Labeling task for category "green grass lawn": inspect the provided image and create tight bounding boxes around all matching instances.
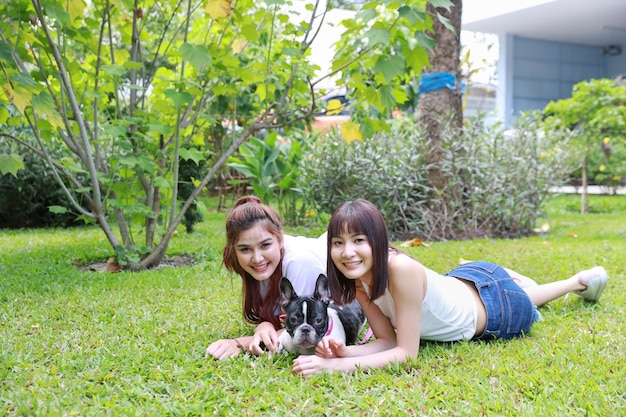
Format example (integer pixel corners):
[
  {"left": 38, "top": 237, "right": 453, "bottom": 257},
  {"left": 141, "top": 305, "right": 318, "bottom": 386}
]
[{"left": 1, "top": 194, "right": 624, "bottom": 416}]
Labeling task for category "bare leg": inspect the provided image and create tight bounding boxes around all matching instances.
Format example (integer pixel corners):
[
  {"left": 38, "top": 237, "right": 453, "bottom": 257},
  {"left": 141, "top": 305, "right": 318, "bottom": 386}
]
[
  {"left": 503, "top": 267, "right": 539, "bottom": 289},
  {"left": 523, "top": 276, "right": 584, "bottom": 306},
  {"left": 521, "top": 267, "right": 608, "bottom": 306}
]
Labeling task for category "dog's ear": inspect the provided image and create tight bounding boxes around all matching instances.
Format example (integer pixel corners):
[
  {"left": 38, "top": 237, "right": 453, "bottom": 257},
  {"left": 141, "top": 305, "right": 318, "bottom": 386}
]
[
  {"left": 279, "top": 277, "right": 297, "bottom": 308},
  {"left": 313, "top": 274, "right": 331, "bottom": 305}
]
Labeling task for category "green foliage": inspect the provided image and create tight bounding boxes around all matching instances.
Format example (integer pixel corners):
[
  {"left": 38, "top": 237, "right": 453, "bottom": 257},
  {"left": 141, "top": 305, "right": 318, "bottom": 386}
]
[
  {"left": 0, "top": 137, "right": 80, "bottom": 228},
  {"left": 300, "top": 121, "right": 430, "bottom": 238},
  {"left": 0, "top": 195, "right": 624, "bottom": 415},
  {"left": 543, "top": 78, "right": 626, "bottom": 189},
  {"left": 178, "top": 155, "right": 208, "bottom": 233},
  {"left": 0, "top": 0, "right": 441, "bottom": 269},
  {"left": 0, "top": 152, "right": 24, "bottom": 177},
  {"left": 300, "top": 112, "right": 577, "bottom": 240},
  {"left": 324, "top": 0, "right": 452, "bottom": 132},
  {"left": 587, "top": 137, "right": 626, "bottom": 190},
  {"left": 227, "top": 130, "right": 310, "bottom": 224},
  {"left": 227, "top": 133, "right": 284, "bottom": 204}
]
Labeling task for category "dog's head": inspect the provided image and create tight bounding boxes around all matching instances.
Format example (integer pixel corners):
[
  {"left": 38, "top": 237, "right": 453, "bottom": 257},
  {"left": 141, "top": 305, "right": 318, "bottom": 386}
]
[{"left": 279, "top": 274, "right": 332, "bottom": 349}]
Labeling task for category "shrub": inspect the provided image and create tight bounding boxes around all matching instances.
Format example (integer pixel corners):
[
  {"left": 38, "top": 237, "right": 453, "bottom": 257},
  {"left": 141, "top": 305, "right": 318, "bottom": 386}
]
[
  {"left": 227, "top": 130, "right": 310, "bottom": 226},
  {"left": 586, "top": 137, "right": 626, "bottom": 192},
  {"left": 178, "top": 155, "right": 207, "bottom": 233},
  {"left": 0, "top": 138, "right": 79, "bottom": 228},
  {"left": 300, "top": 121, "right": 431, "bottom": 239},
  {"left": 299, "top": 112, "right": 576, "bottom": 240}
]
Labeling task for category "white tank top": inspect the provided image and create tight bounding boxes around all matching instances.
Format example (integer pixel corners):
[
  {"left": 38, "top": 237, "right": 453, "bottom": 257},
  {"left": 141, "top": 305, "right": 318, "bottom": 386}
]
[{"left": 362, "top": 264, "right": 477, "bottom": 342}]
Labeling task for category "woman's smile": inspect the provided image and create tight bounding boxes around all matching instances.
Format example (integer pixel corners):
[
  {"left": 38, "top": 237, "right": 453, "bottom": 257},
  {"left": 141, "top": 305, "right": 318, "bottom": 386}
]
[
  {"left": 236, "top": 224, "right": 283, "bottom": 281},
  {"left": 330, "top": 232, "right": 373, "bottom": 279}
]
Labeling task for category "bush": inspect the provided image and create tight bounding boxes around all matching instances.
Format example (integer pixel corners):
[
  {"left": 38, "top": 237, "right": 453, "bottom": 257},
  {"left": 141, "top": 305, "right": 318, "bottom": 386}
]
[
  {"left": 0, "top": 139, "right": 79, "bottom": 228},
  {"left": 300, "top": 121, "right": 431, "bottom": 239},
  {"left": 299, "top": 112, "right": 576, "bottom": 240},
  {"left": 587, "top": 137, "right": 626, "bottom": 192},
  {"left": 178, "top": 155, "right": 207, "bottom": 233}
]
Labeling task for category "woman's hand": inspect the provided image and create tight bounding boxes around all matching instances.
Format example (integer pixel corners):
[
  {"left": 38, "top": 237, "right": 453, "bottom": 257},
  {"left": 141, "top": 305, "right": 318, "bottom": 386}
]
[
  {"left": 250, "top": 321, "right": 279, "bottom": 355},
  {"left": 315, "top": 336, "right": 348, "bottom": 358},
  {"left": 292, "top": 354, "right": 336, "bottom": 376},
  {"left": 205, "top": 339, "right": 243, "bottom": 360}
]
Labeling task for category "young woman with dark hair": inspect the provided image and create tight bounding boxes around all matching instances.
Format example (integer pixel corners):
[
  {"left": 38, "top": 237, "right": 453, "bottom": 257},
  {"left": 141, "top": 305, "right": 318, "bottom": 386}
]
[{"left": 292, "top": 199, "right": 608, "bottom": 375}]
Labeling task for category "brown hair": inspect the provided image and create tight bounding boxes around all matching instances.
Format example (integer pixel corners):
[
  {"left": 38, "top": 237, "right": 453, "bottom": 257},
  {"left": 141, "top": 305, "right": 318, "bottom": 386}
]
[
  {"left": 327, "top": 199, "right": 393, "bottom": 304},
  {"left": 223, "top": 195, "right": 285, "bottom": 328}
]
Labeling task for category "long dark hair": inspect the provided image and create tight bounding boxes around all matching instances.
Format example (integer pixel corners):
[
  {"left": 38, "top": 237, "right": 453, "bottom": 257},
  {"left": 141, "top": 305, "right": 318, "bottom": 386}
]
[
  {"left": 223, "top": 195, "right": 285, "bottom": 328},
  {"left": 327, "top": 199, "right": 392, "bottom": 304}
]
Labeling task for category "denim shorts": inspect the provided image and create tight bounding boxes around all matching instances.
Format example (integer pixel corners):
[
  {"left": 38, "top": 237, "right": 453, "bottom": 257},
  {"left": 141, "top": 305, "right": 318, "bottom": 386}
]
[{"left": 445, "top": 261, "right": 540, "bottom": 340}]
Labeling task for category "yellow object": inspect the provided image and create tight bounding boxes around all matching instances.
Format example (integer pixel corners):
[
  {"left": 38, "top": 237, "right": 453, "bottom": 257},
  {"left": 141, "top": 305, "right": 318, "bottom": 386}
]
[
  {"left": 400, "top": 237, "right": 430, "bottom": 247},
  {"left": 341, "top": 121, "right": 362, "bottom": 143}
]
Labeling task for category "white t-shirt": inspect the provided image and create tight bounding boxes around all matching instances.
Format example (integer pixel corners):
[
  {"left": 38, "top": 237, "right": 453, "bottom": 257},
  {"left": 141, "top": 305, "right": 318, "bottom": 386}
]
[{"left": 281, "top": 233, "right": 327, "bottom": 297}]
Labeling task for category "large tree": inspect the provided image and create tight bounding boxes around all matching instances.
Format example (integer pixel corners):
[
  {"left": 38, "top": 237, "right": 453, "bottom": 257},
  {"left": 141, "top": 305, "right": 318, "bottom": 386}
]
[{"left": 0, "top": 0, "right": 448, "bottom": 269}]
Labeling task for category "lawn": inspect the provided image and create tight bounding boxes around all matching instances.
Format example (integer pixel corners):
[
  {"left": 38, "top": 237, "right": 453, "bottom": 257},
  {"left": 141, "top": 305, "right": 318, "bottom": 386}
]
[{"left": 1, "top": 194, "right": 624, "bottom": 416}]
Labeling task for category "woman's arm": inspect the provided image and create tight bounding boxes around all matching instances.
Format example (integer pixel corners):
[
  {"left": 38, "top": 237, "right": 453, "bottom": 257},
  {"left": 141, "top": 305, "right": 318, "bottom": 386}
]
[
  {"left": 314, "top": 284, "right": 397, "bottom": 358},
  {"left": 206, "top": 320, "right": 285, "bottom": 359},
  {"left": 206, "top": 334, "right": 255, "bottom": 360},
  {"left": 293, "top": 255, "right": 426, "bottom": 374}
]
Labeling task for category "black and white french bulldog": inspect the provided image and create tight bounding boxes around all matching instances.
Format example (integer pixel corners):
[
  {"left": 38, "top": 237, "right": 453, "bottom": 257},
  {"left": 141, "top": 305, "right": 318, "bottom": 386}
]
[{"left": 277, "top": 274, "right": 366, "bottom": 355}]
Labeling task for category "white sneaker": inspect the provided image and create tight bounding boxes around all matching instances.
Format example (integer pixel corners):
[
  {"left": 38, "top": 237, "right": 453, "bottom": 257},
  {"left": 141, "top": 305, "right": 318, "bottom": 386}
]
[{"left": 574, "top": 266, "right": 608, "bottom": 302}]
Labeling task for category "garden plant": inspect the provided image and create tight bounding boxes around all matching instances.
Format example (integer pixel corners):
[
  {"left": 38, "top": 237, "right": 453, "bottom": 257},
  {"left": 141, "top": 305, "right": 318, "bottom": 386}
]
[
  {"left": 0, "top": 194, "right": 624, "bottom": 415},
  {"left": 299, "top": 112, "right": 577, "bottom": 241}
]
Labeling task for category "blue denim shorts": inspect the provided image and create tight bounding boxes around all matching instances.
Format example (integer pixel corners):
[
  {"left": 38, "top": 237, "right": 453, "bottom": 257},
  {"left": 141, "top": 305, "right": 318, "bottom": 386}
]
[{"left": 445, "top": 261, "right": 540, "bottom": 340}]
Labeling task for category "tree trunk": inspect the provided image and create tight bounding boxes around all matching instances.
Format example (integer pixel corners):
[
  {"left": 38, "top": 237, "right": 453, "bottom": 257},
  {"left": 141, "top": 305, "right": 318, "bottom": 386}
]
[
  {"left": 581, "top": 155, "right": 589, "bottom": 214},
  {"left": 417, "top": 0, "right": 464, "bottom": 239}
]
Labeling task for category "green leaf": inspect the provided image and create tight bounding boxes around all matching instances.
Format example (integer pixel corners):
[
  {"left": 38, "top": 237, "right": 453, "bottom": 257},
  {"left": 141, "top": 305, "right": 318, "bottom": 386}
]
[
  {"left": 179, "top": 147, "right": 205, "bottom": 164},
  {"left": 164, "top": 89, "right": 194, "bottom": 107},
  {"left": 430, "top": 0, "right": 453, "bottom": 10},
  {"left": 102, "top": 123, "right": 128, "bottom": 138},
  {"left": 0, "top": 153, "right": 25, "bottom": 177},
  {"left": 153, "top": 176, "right": 172, "bottom": 189},
  {"left": 374, "top": 55, "right": 405, "bottom": 83},
  {"left": 364, "top": 27, "right": 390, "bottom": 47},
  {"left": 398, "top": 6, "right": 425, "bottom": 25},
  {"left": 436, "top": 13, "right": 456, "bottom": 34},
  {"left": 118, "top": 155, "right": 140, "bottom": 167},
  {"left": 180, "top": 43, "right": 212, "bottom": 70},
  {"left": 12, "top": 72, "right": 38, "bottom": 88},
  {"left": 44, "top": 3, "right": 71, "bottom": 25},
  {"left": 135, "top": 156, "right": 155, "bottom": 174},
  {"left": 101, "top": 64, "right": 127, "bottom": 77},
  {"left": 355, "top": 8, "right": 376, "bottom": 22},
  {"left": 0, "top": 42, "right": 13, "bottom": 62},
  {"left": 48, "top": 205, "right": 69, "bottom": 214},
  {"left": 147, "top": 121, "right": 171, "bottom": 135},
  {"left": 227, "top": 162, "right": 256, "bottom": 178},
  {"left": 31, "top": 92, "right": 64, "bottom": 129},
  {"left": 123, "top": 61, "right": 144, "bottom": 70},
  {"left": 414, "top": 31, "right": 436, "bottom": 51},
  {"left": 404, "top": 42, "right": 430, "bottom": 71},
  {"left": 64, "top": 0, "right": 86, "bottom": 23}
]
